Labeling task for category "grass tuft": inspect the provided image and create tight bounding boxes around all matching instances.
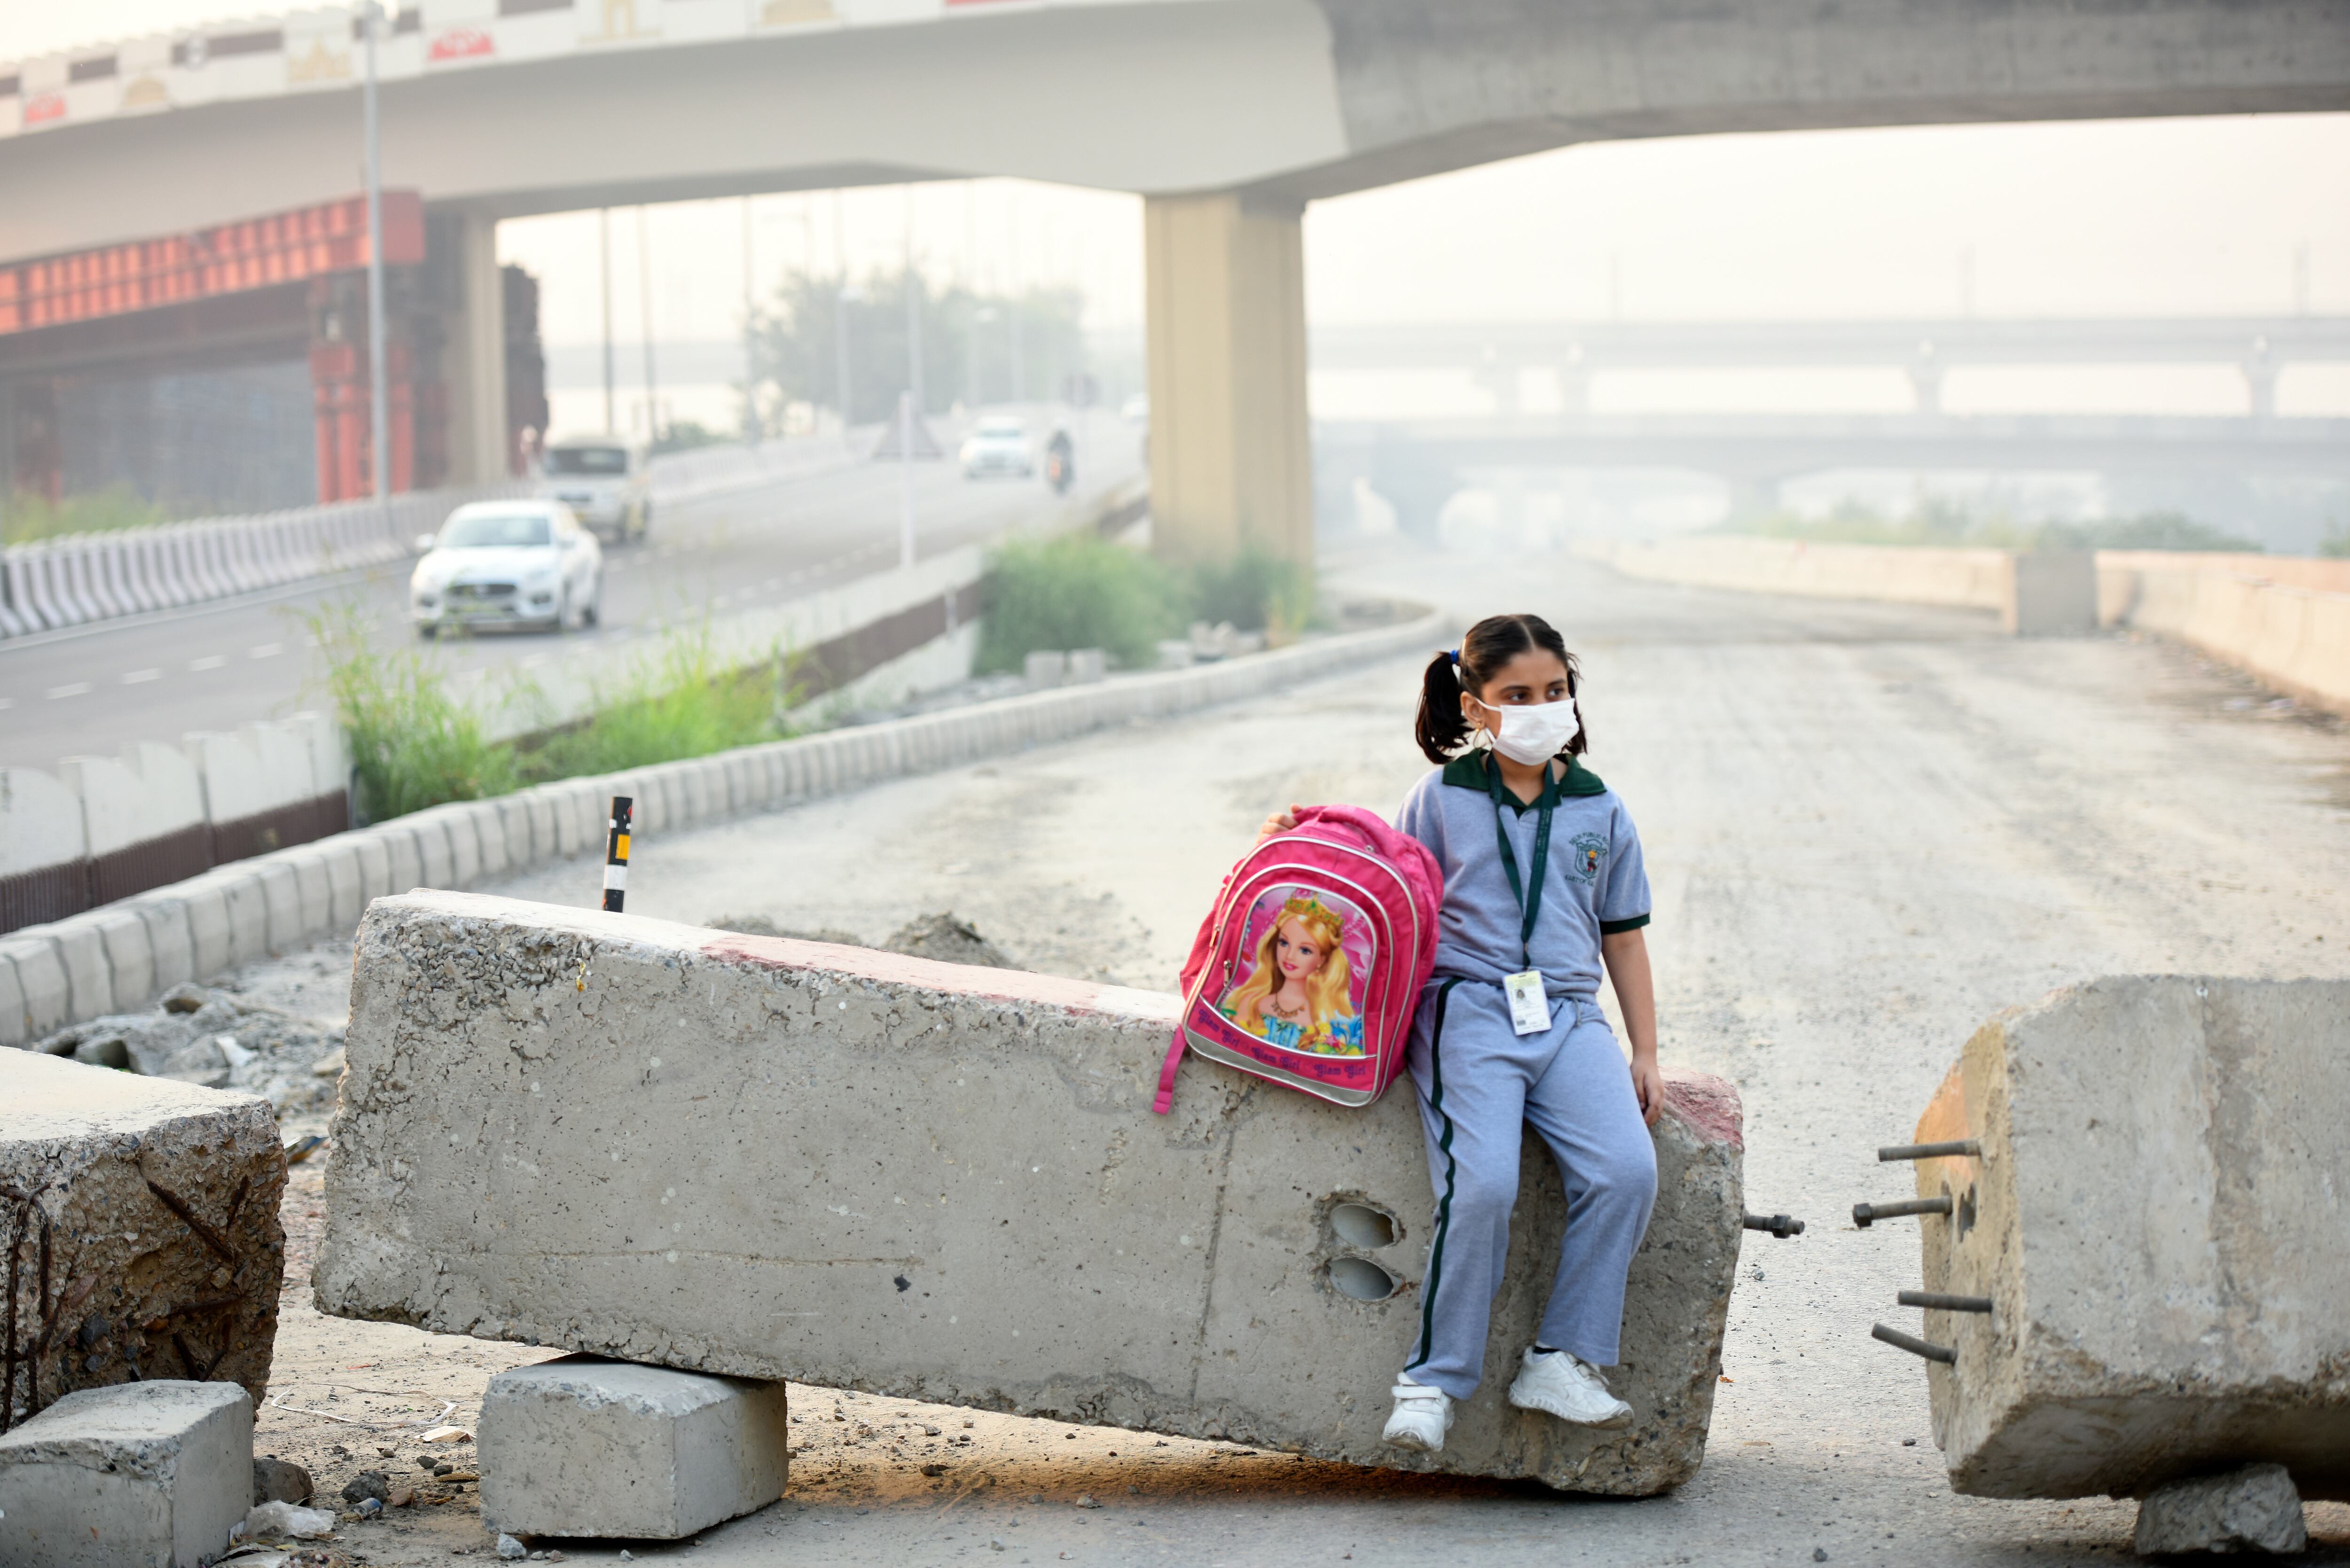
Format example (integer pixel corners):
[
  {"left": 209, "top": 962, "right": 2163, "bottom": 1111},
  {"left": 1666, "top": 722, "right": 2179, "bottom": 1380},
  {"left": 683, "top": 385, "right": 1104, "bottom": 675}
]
[
  {"left": 976, "top": 535, "right": 1322, "bottom": 674},
  {"left": 305, "top": 601, "right": 517, "bottom": 821},
  {"left": 2, "top": 484, "right": 165, "bottom": 546}
]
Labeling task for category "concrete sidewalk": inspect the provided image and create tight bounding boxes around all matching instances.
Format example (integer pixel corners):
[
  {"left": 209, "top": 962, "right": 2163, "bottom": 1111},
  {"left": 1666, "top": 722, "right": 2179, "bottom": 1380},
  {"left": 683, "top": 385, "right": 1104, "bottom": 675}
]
[{"left": 245, "top": 538, "right": 2350, "bottom": 1566}]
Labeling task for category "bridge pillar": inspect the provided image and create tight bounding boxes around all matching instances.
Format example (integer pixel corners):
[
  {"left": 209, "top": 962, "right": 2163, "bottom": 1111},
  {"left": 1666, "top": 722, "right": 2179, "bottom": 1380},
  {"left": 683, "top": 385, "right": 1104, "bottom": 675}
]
[
  {"left": 444, "top": 211, "right": 512, "bottom": 484},
  {"left": 1143, "top": 192, "right": 1311, "bottom": 567}
]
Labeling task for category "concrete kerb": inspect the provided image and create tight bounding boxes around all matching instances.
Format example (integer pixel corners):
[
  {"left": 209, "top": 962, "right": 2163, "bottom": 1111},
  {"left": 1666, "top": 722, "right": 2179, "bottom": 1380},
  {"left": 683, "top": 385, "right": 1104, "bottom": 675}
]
[
  {"left": 89, "top": 908, "right": 156, "bottom": 1015},
  {"left": 5, "top": 612, "right": 1446, "bottom": 1038},
  {"left": 128, "top": 893, "right": 197, "bottom": 996},
  {"left": 0, "top": 950, "right": 25, "bottom": 1049}
]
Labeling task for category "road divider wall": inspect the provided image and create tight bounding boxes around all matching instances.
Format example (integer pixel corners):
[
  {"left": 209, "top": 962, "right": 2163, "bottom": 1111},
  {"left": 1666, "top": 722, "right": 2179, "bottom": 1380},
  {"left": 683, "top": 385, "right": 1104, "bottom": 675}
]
[
  {"left": 320, "top": 889, "right": 1742, "bottom": 1495},
  {"left": 2, "top": 714, "right": 350, "bottom": 936},
  {"left": 1582, "top": 536, "right": 2350, "bottom": 713},
  {"left": 0, "top": 603, "right": 1445, "bottom": 1045}
]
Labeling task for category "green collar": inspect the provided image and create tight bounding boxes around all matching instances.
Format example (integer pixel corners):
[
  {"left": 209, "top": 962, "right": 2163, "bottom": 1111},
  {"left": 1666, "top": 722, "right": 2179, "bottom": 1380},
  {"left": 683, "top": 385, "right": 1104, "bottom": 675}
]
[{"left": 1440, "top": 751, "right": 1606, "bottom": 812}]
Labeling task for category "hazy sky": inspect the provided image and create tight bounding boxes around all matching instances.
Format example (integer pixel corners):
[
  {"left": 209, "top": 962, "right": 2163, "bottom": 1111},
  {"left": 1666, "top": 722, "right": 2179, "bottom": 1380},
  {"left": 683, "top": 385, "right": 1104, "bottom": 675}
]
[{"left": 8, "top": 4, "right": 2348, "bottom": 424}]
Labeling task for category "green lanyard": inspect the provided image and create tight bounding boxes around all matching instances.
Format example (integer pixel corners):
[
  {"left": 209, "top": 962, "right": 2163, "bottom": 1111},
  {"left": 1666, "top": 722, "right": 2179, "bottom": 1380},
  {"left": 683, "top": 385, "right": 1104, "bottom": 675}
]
[{"left": 1483, "top": 755, "right": 1554, "bottom": 972}]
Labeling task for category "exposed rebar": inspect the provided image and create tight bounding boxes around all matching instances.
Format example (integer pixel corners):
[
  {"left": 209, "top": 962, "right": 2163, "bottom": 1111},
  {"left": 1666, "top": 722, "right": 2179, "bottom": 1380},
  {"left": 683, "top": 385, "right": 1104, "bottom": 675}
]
[
  {"left": 1878, "top": 1139, "right": 1982, "bottom": 1162},
  {"left": 1898, "top": 1289, "right": 1993, "bottom": 1313},
  {"left": 1853, "top": 1196, "right": 1952, "bottom": 1228},
  {"left": 1872, "top": 1323, "right": 1956, "bottom": 1364}
]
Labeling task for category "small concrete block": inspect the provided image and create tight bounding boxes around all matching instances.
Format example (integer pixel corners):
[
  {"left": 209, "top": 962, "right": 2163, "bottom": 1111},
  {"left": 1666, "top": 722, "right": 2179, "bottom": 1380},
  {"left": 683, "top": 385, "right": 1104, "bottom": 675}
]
[
  {"left": 1023, "top": 648, "right": 1067, "bottom": 689},
  {"left": 45, "top": 916, "right": 116, "bottom": 1020},
  {"left": 434, "top": 805, "right": 483, "bottom": 888},
  {"left": 278, "top": 847, "right": 333, "bottom": 939},
  {"left": 2, "top": 936, "right": 72, "bottom": 1040},
  {"left": 352, "top": 829, "right": 393, "bottom": 905},
  {"left": 373, "top": 821, "right": 424, "bottom": 895},
  {"left": 677, "top": 765, "right": 711, "bottom": 825},
  {"left": 128, "top": 896, "right": 197, "bottom": 996},
  {"left": 0, "top": 951, "right": 25, "bottom": 1049},
  {"left": 204, "top": 869, "right": 272, "bottom": 967},
  {"left": 411, "top": 817, "right": 455, "bottom": 889},
  {"left": 2133, "top": 1464, "right": 2307, "bottom": 1556},
  {"left": 2006, "top": 550, "right": 2098, "bottom": 636},
  {"left": 313, "top": 837, "right": 365, "bottom": 928},
  {"left": 170, "top": 881, "right": 232, "bottom": 982},
  {"left": 468, "top": 801, "right": 510, "bottom": 879},
  {"left": 0, "top": 1380, "right": 253, "bottom": 1568},
  {"left": 1068, "top": 647, "right": 1106, "bottom": 684},
  {"left": 90, "top": 907, "right": 156, "bottom": 1014},
  {"left": 495, "top": 796, "right": 539, "bottom": 868},
  {"left": 478, "top": 1355, "right": 787, "bottom": 1540},
  {"left": 254, "top": 859, "right": 305, "bottom": 952},
  {"left": 0, "top": 1053, "right": 284, "bottom": 1415}
]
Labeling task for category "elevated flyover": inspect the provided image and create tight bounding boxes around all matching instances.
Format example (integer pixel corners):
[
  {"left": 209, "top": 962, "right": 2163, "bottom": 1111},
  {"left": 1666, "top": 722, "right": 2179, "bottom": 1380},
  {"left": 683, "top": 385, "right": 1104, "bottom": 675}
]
[{"left": 4, "top": 0, "right": 2343, "bottom": 559}]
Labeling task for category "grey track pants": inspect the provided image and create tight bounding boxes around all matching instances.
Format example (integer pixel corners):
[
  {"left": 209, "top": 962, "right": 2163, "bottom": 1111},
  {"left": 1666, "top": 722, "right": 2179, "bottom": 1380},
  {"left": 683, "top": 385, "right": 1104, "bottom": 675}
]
[{"left": 1399, "top": 977, "right": 1658, "bottom": 1401}]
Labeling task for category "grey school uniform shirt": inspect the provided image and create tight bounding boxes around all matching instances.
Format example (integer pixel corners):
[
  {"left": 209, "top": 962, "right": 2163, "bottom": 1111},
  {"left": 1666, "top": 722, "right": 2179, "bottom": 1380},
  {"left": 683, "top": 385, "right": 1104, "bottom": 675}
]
[{"left": 1394, "top": 751, "right": 1651, "bottom": 1001}]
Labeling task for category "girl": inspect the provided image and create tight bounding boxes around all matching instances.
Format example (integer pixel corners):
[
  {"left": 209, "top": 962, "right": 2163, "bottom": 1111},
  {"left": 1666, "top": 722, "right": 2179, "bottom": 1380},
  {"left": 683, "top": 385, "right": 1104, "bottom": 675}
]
[
  {"left": 1259, "top": 613, "right": 1663, "bottom": 1452},
  {"left": 1220, "top": 895, "right": 1365, "bottom": 1056}
]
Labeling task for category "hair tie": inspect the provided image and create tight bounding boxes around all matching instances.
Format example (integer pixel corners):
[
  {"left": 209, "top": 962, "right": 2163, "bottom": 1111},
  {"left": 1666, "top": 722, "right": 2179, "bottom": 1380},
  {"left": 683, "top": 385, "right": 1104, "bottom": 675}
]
[{"left": 1448, "top": 647, "right": 1464, "bottom": 688}]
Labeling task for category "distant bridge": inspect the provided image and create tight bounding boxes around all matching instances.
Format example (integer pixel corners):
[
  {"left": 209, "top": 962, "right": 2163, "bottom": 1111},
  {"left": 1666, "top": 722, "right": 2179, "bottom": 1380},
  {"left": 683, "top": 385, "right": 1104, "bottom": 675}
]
[
  {"left": 1310, "top": 317, "right": 2350, "bottom": 417},
  {"left": 1315, "top": 410, "right": 2350, "bottom": 529}
]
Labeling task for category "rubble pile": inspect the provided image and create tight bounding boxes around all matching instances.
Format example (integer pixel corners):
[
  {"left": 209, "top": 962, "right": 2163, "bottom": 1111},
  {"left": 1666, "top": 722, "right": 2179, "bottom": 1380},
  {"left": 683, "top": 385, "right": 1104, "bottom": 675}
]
[{"left": 31, "top": 983, "right": 345, "bottom": 1117}]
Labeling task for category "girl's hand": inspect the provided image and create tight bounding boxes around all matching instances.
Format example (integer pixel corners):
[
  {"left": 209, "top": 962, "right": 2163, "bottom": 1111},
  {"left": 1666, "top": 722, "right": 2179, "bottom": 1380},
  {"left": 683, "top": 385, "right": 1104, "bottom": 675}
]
[
  {"left": 1255, "top": 804, "right": 1303, "bottom": 843},
  {"left": 1629, "top": 1052, "right": 1666, "bottom": 1126}
]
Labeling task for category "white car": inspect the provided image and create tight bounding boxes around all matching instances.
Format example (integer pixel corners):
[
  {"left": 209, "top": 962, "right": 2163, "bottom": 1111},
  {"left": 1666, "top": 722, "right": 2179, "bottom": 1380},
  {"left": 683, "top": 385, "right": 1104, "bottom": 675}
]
[
  {"left": 410, "top": 501, "right": 603, "bottom": 638},
  {"left": 539, "top": 435, "right": 650, "bottom": 542},
  {"left": 959, "top": 415, "right": 1033, "bottom": 479}
]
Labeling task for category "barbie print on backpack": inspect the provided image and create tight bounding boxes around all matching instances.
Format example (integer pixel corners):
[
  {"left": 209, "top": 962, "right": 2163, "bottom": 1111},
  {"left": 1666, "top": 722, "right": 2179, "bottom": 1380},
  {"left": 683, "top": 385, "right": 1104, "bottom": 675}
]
[{"left": 1256, "top": 612, "right": 1663, "bottom": 1454}]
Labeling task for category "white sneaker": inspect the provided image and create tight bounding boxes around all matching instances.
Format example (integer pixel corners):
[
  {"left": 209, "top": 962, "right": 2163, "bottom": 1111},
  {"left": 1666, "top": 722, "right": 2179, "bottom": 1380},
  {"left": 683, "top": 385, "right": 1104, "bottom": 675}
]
[
  {"left": 1507, "top": 1346, "right": 1633, "bottom": 1427},
  {"left": 1381, "top": 1372, "right": 1453, "bottom": 1453}
]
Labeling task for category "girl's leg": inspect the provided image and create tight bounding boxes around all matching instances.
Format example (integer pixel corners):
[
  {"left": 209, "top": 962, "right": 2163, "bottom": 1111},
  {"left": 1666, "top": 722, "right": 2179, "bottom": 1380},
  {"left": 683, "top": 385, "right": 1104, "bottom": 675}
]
[
  {"left": 1401, "top": 981, "right": 1535, "bottom": 1402},
  {"left": 1520, "top": 1005, "right": 1659, "bottom": 1367}
]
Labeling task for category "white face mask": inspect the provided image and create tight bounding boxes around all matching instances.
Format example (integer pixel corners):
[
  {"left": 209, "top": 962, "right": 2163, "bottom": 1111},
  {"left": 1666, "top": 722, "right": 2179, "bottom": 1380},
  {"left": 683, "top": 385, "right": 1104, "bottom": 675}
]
[{"left": 1470, "top": 694, "right": 1581, "bottom": 766}]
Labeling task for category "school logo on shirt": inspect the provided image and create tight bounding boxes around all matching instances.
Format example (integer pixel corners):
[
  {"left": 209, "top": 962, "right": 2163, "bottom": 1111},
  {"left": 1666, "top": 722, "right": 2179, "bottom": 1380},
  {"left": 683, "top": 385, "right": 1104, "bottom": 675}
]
[{"left": 1568, "top": 832, "right": 1607, "bottom": 885}]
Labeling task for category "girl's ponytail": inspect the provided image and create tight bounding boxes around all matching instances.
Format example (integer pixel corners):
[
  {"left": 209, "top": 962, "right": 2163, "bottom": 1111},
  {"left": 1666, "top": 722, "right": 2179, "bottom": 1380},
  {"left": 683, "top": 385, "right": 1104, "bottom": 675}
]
[{"left": 1414, "top": 649, "right": 1472, "bottom": 764}]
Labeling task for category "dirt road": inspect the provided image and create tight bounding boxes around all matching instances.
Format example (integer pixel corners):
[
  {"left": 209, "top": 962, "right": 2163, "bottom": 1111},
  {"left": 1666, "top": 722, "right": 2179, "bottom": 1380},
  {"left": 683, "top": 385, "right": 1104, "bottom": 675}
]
[{"left": 242, "top": 539, "right": 2350, "bottom": 1565}]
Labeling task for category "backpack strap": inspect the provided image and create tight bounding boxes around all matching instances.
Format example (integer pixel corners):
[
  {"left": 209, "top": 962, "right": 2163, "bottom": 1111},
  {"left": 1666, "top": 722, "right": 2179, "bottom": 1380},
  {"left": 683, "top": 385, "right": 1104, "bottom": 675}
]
[{"left": 1152, "top": 1024, "right": 1186, "bottom": 1116}]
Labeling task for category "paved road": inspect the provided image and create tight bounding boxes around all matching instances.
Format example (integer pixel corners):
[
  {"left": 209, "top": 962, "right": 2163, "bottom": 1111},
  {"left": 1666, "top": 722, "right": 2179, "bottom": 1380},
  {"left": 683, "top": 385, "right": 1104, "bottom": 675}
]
[
  {"left": 0, "top": 413, "right": 1139, "bottom": 770},
  {"left": 234, "top": 538, "right": 2350, "bottom": 1566}
]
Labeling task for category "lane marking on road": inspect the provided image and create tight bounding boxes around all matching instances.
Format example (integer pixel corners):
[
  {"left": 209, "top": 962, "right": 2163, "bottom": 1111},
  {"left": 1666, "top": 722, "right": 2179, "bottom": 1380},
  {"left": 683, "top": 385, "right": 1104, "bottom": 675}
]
[
  {"left": 250, "top": 642, "right": 284, "bottom": 659},
  {"left": 47, "top": 682, "right": 91, "bottom": 700},
  {"left": 190, "top": 655, "right": 228, "bottom": 671},
  {"left": 121, "top": 668, "right": 162, "bottom": 684}
]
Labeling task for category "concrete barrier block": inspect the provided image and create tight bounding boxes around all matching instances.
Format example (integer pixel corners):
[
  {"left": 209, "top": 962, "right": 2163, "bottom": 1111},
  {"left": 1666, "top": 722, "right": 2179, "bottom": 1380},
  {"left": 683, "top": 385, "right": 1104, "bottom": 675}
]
[
  {"left": 676, "top": 765, "right": 711, "bottom": 825},
  {"left": 318, "top": 892, "right": 1743, "bottom": 1497},
  {"left": 44, "top": 916, "right": 116, "bottom": 1020},
  {"left": 0, "top": 1380, "right": 254, "bottom": 1568},
  {"left": 0, "top": 1050, "right": 283, "bottom": 1411},
  {"left": 126, "top": 894, "right": 197, "bottom": 995},
  {"left": 468, "top": 801, "right": 511, "bottom": 879},
  {"left": 313, "top": 837, "right": 365, "bottom": 928},
  {"left": 88, "top": 907, "right": 157, "bottom": 1013},
  {"left": 169, "top": 881, "right": 235, "bottom": 981},
  {"left": 411, "top": 815, "right": 455, "bottom": 889},
  {"left": 0, "top": 937, "right": 70, "bottom": 1041},
  {"left": 352, "top": 830, "right": 393, "bottom": 906},
  {"left": 429, "top": 807, "right": 483, "bottom": 889},
  {"left": 255, "top": 859, "right": 304, "bottom": 952},
  {"left": 366, "top": 822, "right": 418, "bottom": 897},
  {"left": 494, "top": 796, "right": 540, "bottom": 868},
  {"left": 1903, "top": 976, "right": 2350, "bottom": 1501},
  {"left": 273, "top": 847, "right": 332, "bottom": 941},
  {"left": 0, "top": 949, "right": 28, "bottom": 1049},
  {"left": 478, "top": 1356, "right": 788, "bottom": 1540},
  {"left": 2005, "top": 550, "right": 2098, "bottom": 636},
  {"left": 197, "top": 869, "right": 271, "bottom": 968}
]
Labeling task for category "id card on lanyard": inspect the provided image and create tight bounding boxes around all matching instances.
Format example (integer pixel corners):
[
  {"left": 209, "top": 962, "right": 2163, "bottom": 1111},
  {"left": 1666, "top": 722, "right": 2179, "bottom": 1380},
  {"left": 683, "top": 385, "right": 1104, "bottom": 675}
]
[{"left": 1487, "top": 757, "right": 1555, "bottom": 1036}]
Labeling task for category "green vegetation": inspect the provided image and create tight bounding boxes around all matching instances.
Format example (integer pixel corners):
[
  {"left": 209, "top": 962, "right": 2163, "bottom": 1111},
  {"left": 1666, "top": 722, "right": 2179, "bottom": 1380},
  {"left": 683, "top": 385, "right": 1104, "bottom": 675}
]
[
  {"left": 747, "top": 267, "right": 1088, "bottom": 427},
  {"left": 1, "top": 484, "right": 165, "bottom": 545},
  {"left": 1737, "top": 497, "right": 2261, "bottom": 554},
  {"left": 2321, "top": 518, "right": 2350, "bottom": 560},
  {"left": 519, "top": 617, "right": 787, "bottom": 780},
  {"left": 306, "top": 601, "right": 797, "bottom": 822},
  {"left": 651, "top": 419, "right": 730, "bottom": 456},
  {"left": 974, "top": 534, "right": 1321, "bottom": 675},
  {"left": 306, "top": 601, "right": 517, "bottom": 821}
]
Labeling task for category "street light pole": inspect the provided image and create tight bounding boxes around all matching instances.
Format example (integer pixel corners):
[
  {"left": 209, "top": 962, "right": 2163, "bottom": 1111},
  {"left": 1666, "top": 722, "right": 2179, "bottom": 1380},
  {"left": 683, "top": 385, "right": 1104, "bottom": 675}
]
[
  {"left": 600, "top": 209, "right": 615, "bottom": 433},
  {"left": 361, "top": 2, "right": 389, "bottom": 506}
]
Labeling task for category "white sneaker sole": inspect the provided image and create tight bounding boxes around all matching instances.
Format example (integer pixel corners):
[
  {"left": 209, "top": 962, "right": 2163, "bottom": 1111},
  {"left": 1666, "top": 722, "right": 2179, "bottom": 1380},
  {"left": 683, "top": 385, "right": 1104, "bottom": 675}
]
[
  {"left": 1383, "top": 1425, "right": 1445, "bottom": 1454},
  {"left": 1507, "top": 1384, "right": 1633, "bottom": 1428}
]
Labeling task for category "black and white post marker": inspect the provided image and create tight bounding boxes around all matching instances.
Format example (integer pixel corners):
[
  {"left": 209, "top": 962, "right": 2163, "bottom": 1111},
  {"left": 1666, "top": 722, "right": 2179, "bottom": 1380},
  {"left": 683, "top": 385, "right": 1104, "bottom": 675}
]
[{"left": 603, "top": 796, "right": 633, "bottom": 913}]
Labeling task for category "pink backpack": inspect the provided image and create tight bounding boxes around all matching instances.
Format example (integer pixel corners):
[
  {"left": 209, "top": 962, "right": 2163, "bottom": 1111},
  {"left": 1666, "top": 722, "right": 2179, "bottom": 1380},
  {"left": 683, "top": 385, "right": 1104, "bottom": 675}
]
[{"left": 1153, "top": 804, "right": 1442, "bottom": 1114}]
